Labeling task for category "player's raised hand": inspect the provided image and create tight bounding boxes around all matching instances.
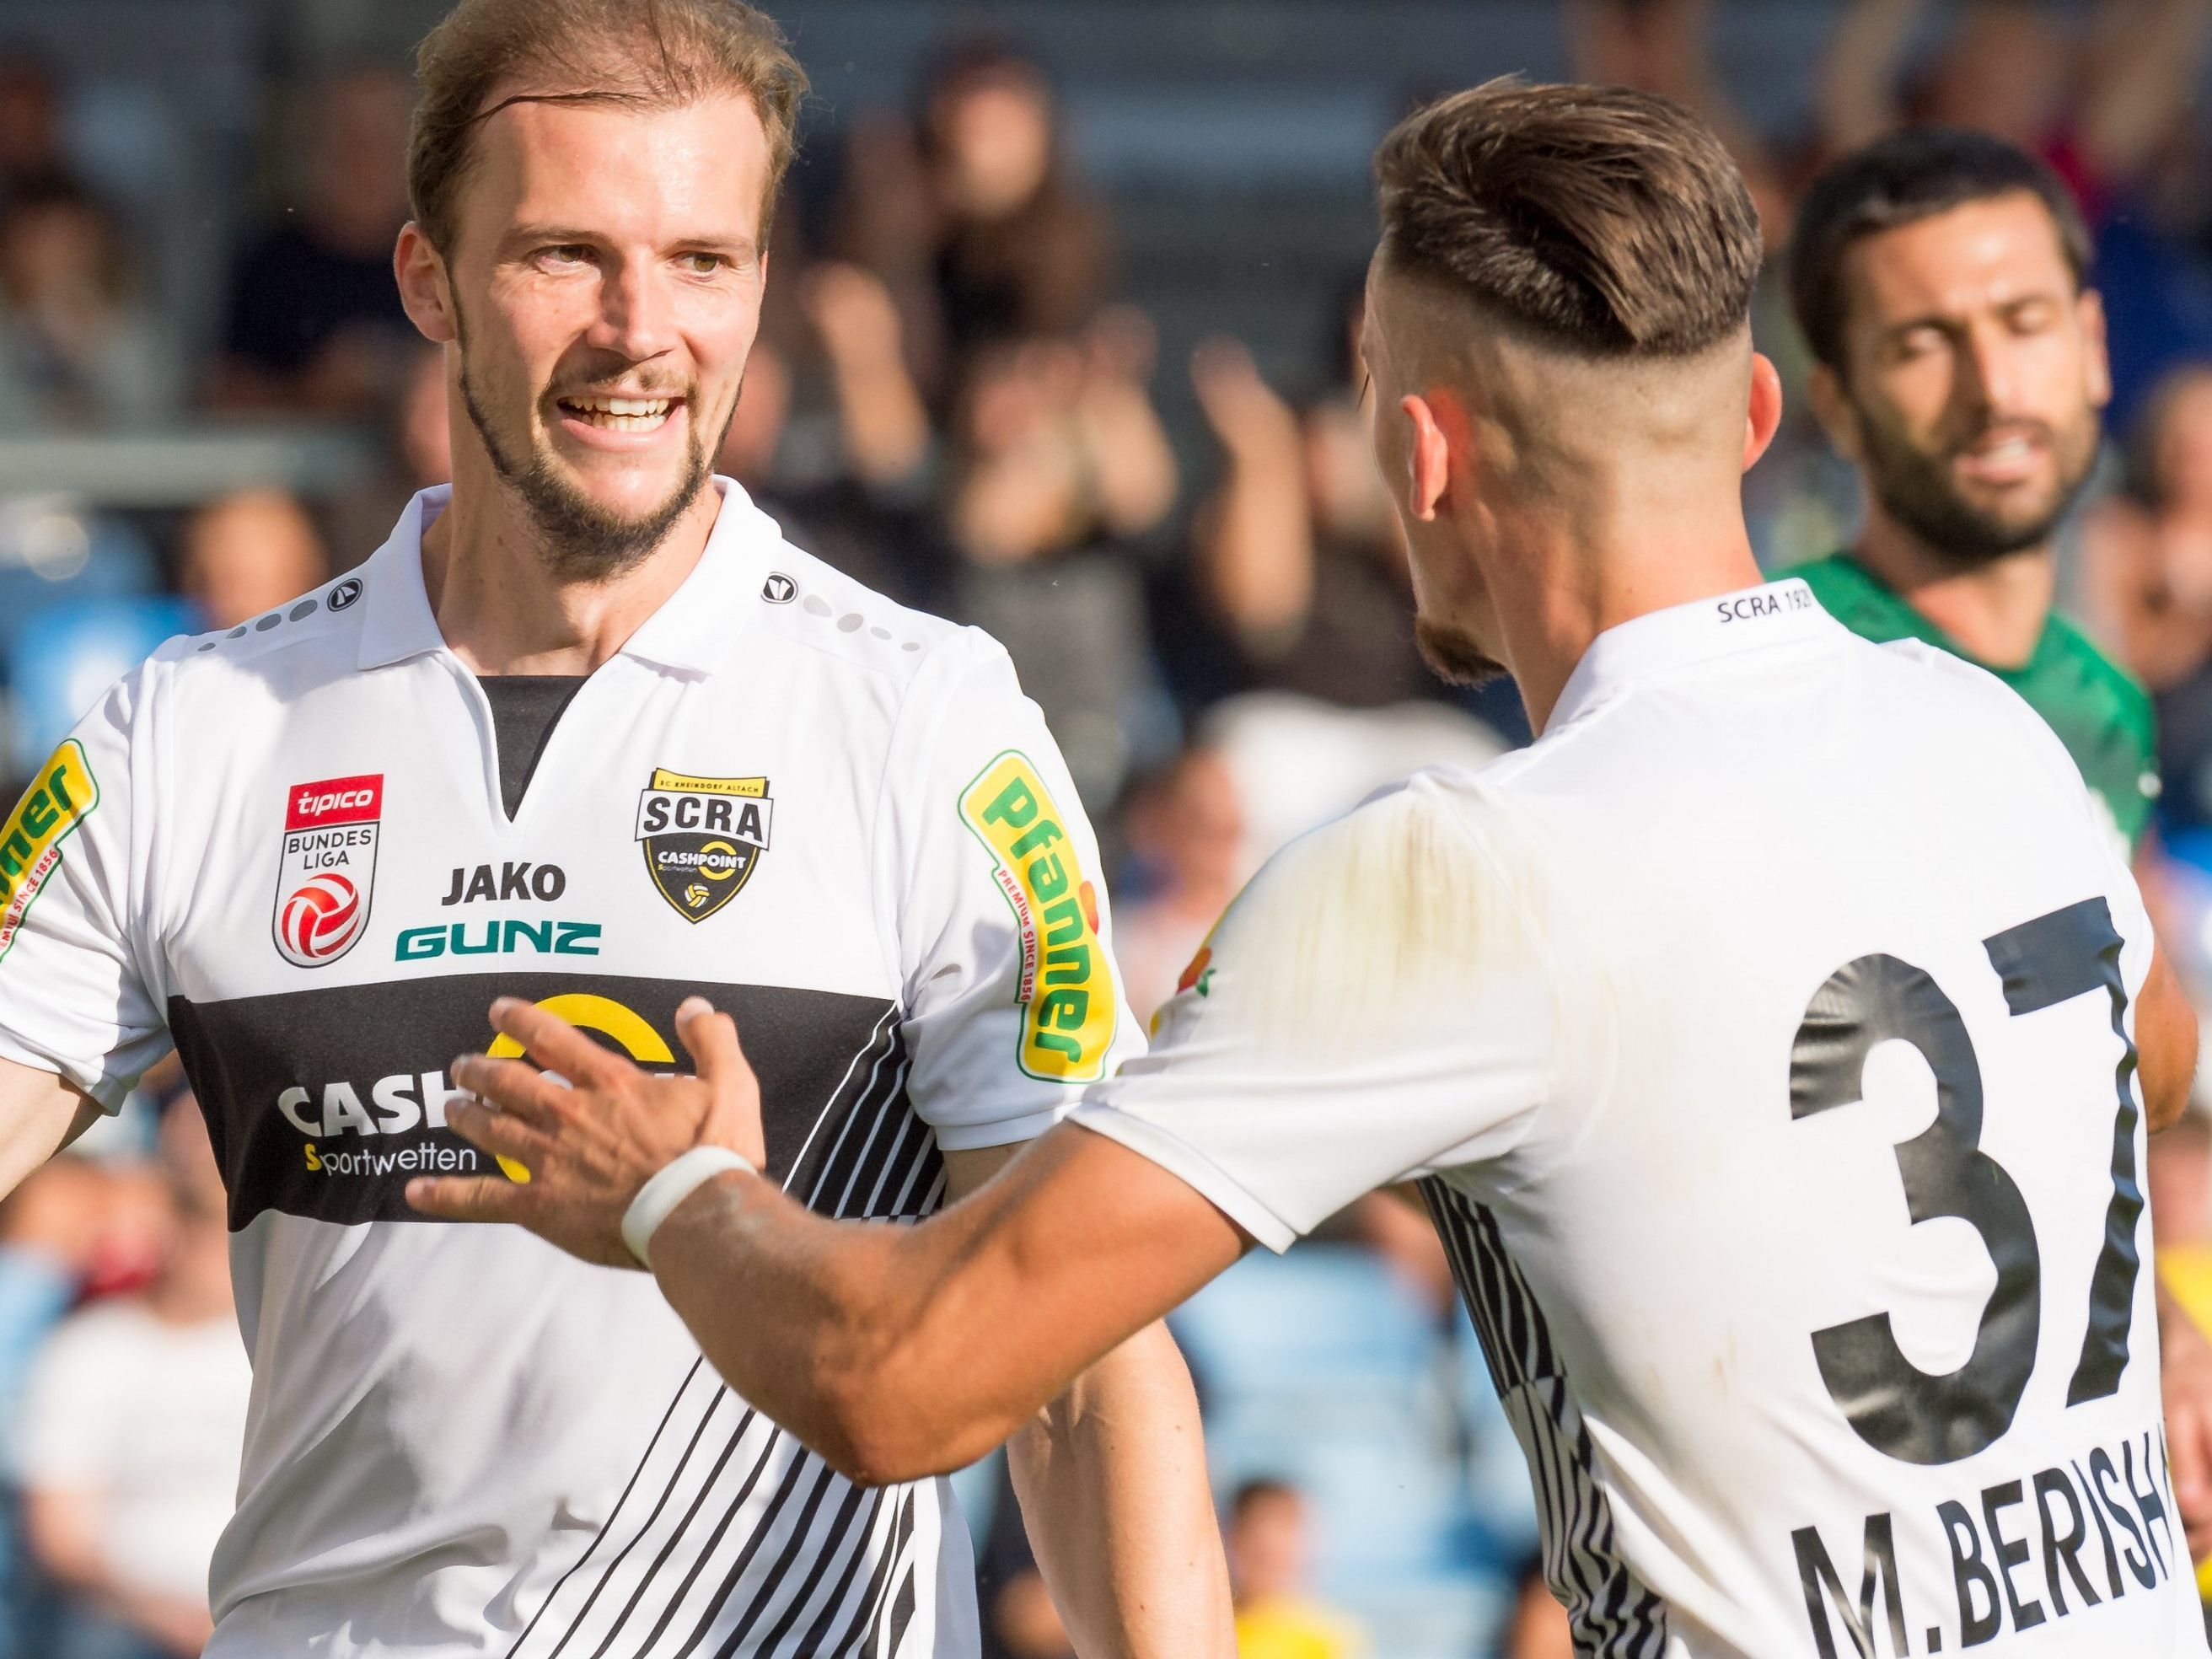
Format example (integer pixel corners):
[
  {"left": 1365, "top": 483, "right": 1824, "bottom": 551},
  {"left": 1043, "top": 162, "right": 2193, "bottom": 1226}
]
[{"left": 405, "top": 996, "right": 766, "bottom": 1268}]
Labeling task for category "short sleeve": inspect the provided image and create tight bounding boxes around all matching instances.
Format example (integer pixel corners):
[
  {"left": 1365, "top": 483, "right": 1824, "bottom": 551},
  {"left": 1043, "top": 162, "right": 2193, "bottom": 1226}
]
[
  {"left": 882, "top": 635, "right": 1143, "bottom": 1150},
  {"left": 0, "top": 666, "right": 166, "bottom": 1110},
  {"left": 1073, "top": 771, "right": 1555, "bottom": 1252}
]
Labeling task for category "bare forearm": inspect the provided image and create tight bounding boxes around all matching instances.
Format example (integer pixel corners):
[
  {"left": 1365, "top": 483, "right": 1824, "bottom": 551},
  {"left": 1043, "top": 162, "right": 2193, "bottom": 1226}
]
[
  {"left": 1819, "top": 0, "right": 1923, "bottom": 153},
  {"left": 1200, "top": 460, "right": 1314, "bottom": 643},
  {"left": 1007, "top": 1321, "right": 1233, "bottom": 1659},
  {"left": 829, "top": 360, "right": 932, "bottom": 488},
  {"left": 0, "top": 1057, "right": 105, "bottom": 1199},
  {"left": 648, "top": 1171, "right": 1060, "bottom": 1484}
]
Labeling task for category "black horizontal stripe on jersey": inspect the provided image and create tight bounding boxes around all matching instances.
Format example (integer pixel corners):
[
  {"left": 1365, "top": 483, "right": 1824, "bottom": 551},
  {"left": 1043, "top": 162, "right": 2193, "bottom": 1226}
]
[
  {"left": 509, "top": 1011, "right": 949, "bottom": 1659},
  {"left": 1422, "top": 1178, "right": 1670, "bottom": 1659},
  {"left": 168, "top": 973, "right": 894, "bottom": 1231}
]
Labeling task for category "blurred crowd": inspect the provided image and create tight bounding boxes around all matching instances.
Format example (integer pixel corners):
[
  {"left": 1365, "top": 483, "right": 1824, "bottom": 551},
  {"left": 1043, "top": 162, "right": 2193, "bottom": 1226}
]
[{"left": 15, "top": 2, "right": 2212, "bottom": 1656}]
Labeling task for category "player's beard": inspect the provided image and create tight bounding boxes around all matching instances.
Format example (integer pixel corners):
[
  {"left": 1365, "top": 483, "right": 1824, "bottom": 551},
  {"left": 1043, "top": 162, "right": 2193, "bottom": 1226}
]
[
  {"left": 1857, "top": 410, "right": 2097, "bottom": 572},
  {"left": 1415, "top": 614, "right": 1509, "bottom": 688},
  {"left": 454, "top": 319, "right": 722, "bottom": 584}
]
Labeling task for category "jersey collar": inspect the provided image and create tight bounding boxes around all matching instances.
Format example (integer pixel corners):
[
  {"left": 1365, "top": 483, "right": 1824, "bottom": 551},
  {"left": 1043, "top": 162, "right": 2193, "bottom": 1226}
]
[
  {"left": 356, "top": 476, "right": 776, "bottom": 676},
  {"left": 1547, "top": 577, "right": 1839, "bottom": 732}
]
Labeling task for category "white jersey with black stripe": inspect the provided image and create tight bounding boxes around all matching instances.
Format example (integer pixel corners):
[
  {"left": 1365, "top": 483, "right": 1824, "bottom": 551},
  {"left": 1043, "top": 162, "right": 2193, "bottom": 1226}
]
[
  {"left": 1077, "top": 579, "right": 2209, "bottom": 1658},
  {"left": 0, "top": 479, "right": 1140, "bottom": 1656}
]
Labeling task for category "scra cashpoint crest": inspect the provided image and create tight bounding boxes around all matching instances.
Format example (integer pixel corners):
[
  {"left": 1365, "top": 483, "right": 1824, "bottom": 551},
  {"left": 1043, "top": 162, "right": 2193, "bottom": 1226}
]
[{"left": 635, "top": 768, "right": 773, "bottom": 923}]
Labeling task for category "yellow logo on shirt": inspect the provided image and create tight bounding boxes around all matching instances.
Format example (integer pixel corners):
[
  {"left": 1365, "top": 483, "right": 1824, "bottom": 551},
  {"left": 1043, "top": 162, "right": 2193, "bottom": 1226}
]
[
  {"left": 485, "top": 992, "right": 676, "bottom": 1181},
  {"left": 958, "top": 751, "right": 1115, "bottom": 1082},
  {"left": 0, "top": 740, "right": 98, "bottom": 964}
]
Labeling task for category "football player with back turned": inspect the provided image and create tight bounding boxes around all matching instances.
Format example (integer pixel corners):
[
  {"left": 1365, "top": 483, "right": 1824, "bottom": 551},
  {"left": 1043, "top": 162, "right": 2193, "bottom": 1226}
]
[{"left": 423, "top": 81, "right": 2212, "bottom": 1659}]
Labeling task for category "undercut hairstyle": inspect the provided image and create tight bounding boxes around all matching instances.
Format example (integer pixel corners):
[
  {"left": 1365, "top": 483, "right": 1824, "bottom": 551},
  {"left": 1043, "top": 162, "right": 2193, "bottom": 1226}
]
[
  {"left": 409, "top": 0, "right": 808, "bottom": 256},
  {"left": 1372, "top": 78, "right": 1763, "bottom": 358},
  {"left": 1789, "top": 128, "right": 2091, "bottom": 373}
]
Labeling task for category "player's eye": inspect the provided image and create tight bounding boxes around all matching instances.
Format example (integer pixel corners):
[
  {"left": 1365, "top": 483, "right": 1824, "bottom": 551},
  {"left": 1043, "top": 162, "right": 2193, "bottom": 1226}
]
[
  {"left": 679, "top": 252, "right": 726, "bottom": 276},
  {"left": 2006, "top": 299, "right": 2058, "bottom": 336},
  {"left": 1889, "top": 325, "right": 1946, "bottom": 362},
  {"left": 539, "top": 244, "right": 594, "bottom": 267}
]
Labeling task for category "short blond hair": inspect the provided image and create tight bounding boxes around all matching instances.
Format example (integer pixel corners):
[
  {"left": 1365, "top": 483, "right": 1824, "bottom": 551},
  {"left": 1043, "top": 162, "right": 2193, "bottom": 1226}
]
[{"left": 408, "top": 0, "right": 808, "bottom": 255}]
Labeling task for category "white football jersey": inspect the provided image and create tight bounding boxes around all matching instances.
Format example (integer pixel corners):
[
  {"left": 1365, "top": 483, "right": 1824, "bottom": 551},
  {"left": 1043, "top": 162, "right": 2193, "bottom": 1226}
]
[
  {"left": 0, "top": 480, "right": 1139, "bottom": 1656},
  {"left": 1078, "top": 579, "right": 2209, "bottom": 1658}
]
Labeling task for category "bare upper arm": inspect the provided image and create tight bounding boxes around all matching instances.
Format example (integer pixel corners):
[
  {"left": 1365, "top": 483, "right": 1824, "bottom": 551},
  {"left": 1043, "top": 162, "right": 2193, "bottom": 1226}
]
[
  {"left": 941, "top": 1140, "right": 1023, "bottom": 1204},
  {"left": 0, "top": 1056, "right": 106, "bottom": 1195},
  {"left": 2139, "top": 945, "right": 2198, "bottom": 1135},
  {"left": 869, "top": 1121, "right": 1248, "bottom": 1472}
]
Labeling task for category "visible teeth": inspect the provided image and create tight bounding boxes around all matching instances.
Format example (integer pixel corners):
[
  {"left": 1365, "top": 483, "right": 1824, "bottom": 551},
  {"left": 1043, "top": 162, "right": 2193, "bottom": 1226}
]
[
  {"left": 561, "top": 394, "right": 675, "bottom": 432},
  {"left": 566, "top": 395, "right": 673, "bottom": 416}
]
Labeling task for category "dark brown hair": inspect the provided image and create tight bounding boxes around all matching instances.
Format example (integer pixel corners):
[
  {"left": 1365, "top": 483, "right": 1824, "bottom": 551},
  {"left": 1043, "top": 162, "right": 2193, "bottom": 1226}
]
[
  {"left": 409, "top": 0, "right": 808, "bottom": 255},
  {"left": 1373, "top": 78, "right": 1763, "bottom": 358},
  {"left": 1788, "top": 127, "right": 2091, "bottom": 373}
]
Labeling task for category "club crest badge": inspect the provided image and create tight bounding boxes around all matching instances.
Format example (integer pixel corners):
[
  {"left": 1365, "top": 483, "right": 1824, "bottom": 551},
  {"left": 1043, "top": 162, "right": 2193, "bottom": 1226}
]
[
  {"left": 273, "top": 774, "right": 381, "bottom": 967},
  {"left": 636, "top": 768, "right": 772, "bottom": 923}
]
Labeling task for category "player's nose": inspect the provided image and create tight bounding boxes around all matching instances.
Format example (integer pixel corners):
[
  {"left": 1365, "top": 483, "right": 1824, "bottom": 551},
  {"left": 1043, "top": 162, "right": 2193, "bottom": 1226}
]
[{"left": 587, "top": 256, "right": 679, "bottom": 365}]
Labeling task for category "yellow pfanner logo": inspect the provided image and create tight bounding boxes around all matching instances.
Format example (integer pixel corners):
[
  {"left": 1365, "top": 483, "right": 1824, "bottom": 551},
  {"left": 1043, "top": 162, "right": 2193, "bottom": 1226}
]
[
  {"left": 0, "top": 739, "right": 98, "bottom": 964},
  {"left": 958, "top": 750, "right": 1115, "bottom": 1082}
]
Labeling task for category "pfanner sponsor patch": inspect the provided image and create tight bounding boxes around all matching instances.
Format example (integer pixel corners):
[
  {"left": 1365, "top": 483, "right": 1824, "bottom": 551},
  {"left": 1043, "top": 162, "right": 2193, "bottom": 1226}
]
[
  {"left": 958, "top": 750, "right": 1115, "bottom": 1082},
  {"left": 0, "top": 740, "right": 98, "bottom": 964},
  {"left": 273, "top": 774, "right": 382, "bottom": 968}
]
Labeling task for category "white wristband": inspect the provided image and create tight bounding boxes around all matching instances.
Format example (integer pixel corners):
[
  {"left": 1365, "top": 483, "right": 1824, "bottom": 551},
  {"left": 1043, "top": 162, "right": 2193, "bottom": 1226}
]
[{"left": 622, "top": 1146, "right": 757, "bottom": 1269}]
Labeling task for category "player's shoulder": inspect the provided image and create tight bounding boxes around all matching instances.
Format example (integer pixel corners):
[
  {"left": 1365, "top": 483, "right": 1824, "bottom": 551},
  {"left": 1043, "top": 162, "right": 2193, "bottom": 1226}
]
[
  {"left": 744, "top": 529, "right": 980, "bottom": 689},
  {"left": 2039, "top": 609, "right": 2156, "bottom": 749},
  {"left": 1278, "top": 766, "right": 1537, "bottom": 897},
  {"left": 137, "top": 566, "right": 375, "bottom": 706}
]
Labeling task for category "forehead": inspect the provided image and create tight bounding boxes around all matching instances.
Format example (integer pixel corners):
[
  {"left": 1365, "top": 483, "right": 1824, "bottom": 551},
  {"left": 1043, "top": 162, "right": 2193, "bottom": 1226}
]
[
  {"left": 1840, "top": 191, "right": 2076, "bottom": 325},
  {"left": 463, "top": 90, "right": 769, "bottom": 240}
]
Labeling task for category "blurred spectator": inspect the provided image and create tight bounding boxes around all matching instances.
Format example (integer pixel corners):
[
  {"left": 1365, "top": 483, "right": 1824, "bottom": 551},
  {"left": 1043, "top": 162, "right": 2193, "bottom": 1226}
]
[
  {"left": 0, "top": 57, "right": 64, "bottom": 202},
  {"left": 713, "top": 266, "right": 941, "bottom": 604},
  {"left": 1189, "top": 298, "right": 1432, "bottom": 711},
  {"left": 803, "top": 262, "right": 935, "bottom": 497},
  {"left": 18, "top": 1098, "right": 247, "bottom": 1659},
  {"left": 0, "top": 178, "right": 180, "bottom": 429},
  {"left": 1500, "top": 1557, "right": 1574, "bottom": 1659},
  {"left": 1818, "top": 0, "right": 2212, "bottom": 208},
  {"left": 212, "top": 67, "right": 415, "bottom": 415},
  {"left": 177, "top": 488, "right": 328, "bottom": 632},
  {"left": 1112, "top": 744, "right": 1243, "bottom": 1023},
  {"left": 920, "top": 40, "right": 1111, "bottom": 358},
  {"left": 824, "top": 110, "right": 949, "bottom": 398},
  {"left": 946, "top": 310, "right": 1178, "bottom": 806},
  {"left": 1817, "top": 0, "right": 2212, "bottom": 426},
  {"left": 1225, "top": 1479, "right": 1365, "bottom": 1659},
  {"left": 319, "top": 341, "right": 453, "bottom": 568},
  {"left": 2085, "top": 365, "right": 2212, "bottom": 830}
]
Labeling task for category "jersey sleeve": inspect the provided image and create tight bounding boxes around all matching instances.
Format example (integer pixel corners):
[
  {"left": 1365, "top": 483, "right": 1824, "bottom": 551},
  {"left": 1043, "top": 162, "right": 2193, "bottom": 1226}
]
[
  {"left": 1072, "top": 770, "right": 1556, "bottom": 1251},
  {"left": 0, "top": 663, "right": 167, "bottom": 1110},
  {"left": 882, "top": 634, "right": 1142, "bottom": 1151}
]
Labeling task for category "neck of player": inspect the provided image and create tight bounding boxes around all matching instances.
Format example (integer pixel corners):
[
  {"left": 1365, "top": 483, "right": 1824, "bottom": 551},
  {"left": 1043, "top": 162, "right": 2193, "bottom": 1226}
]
[
  {"left": 1850, "top": 507, "right": 2054, "bottom": 671},
  {"left": 416, "top": 469, "right": 721, "bottom": 678}
]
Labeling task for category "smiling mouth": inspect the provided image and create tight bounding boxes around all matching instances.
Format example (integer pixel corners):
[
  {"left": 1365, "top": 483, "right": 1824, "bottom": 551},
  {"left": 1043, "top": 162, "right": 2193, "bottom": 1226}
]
[{"left": 556, "top": 393, "right": 680, "bottom": 433}]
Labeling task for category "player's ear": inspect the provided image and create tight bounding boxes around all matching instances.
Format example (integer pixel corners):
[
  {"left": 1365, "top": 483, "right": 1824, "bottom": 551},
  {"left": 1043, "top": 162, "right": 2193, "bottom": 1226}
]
[
  {"left": 395, "top": 223, "right": 458, "bottom": 346},
  {"left": 1805, "top": 362, "right": 1863, "bottom": 464},
  {"left": 1399, "top": 392, "right": 1452, "bottom": 523},
  {"left": 1744, "top": 352, "right": 1784, "bottom": 472},
  {"left": 2078, "top": 285, "right": 2112, "bottom": 413}
]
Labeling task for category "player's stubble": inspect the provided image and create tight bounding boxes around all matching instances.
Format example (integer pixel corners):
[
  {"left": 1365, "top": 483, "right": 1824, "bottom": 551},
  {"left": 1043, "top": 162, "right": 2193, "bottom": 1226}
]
[
  {"left": 1855, "top": 401, "right": 2100, "bottom": 572},
  {"left": 451, "top": 299, "right": 746, "bottom": 584}
]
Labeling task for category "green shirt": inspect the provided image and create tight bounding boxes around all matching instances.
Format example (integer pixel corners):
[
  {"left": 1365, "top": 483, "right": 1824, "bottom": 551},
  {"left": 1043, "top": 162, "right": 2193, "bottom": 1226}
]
[{"left": 1778, "top": 552, "right": 2160, "bottom": 851}]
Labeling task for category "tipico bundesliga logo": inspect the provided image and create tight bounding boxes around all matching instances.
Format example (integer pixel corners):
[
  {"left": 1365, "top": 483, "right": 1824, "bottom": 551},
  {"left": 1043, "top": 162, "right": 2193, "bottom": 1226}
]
[{"left": 273, "top": 774, "right": 382, "bottom": 968}]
